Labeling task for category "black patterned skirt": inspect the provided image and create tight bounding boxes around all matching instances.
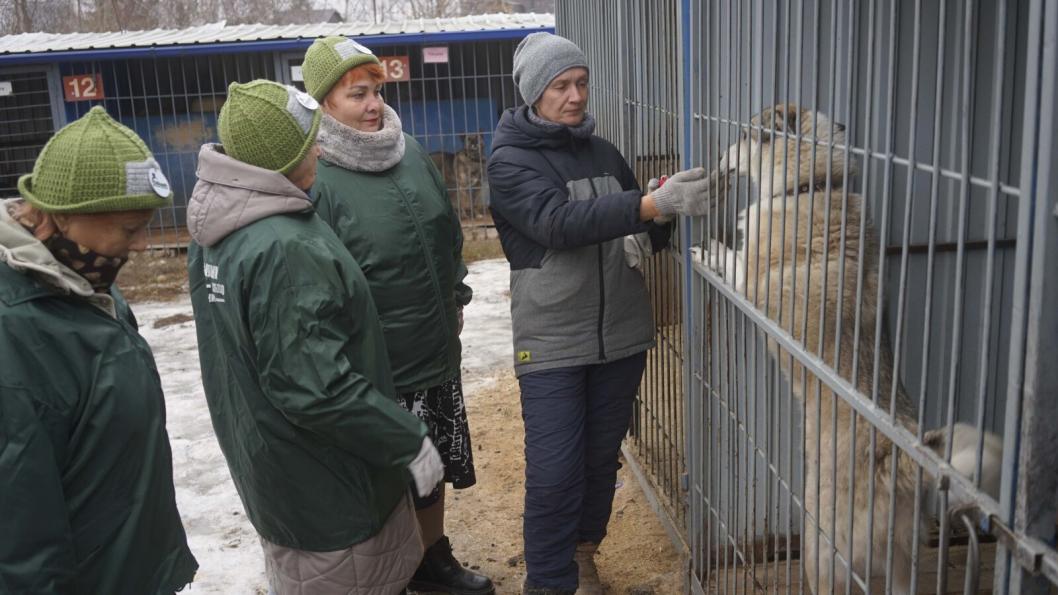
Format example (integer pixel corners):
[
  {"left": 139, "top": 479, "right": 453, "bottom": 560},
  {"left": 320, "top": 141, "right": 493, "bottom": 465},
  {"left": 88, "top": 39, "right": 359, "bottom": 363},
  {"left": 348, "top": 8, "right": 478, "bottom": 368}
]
[{"left": 396, "top": 375, "right": 477, "bottom": 507}]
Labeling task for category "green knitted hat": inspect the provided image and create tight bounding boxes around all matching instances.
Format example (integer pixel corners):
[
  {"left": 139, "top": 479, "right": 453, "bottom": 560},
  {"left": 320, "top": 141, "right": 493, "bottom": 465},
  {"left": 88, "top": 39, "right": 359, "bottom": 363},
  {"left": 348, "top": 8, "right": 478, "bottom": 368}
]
[
  {"left": 218, "top": 80, "right": 322, "bottom": 174},
  {"left": 302, "top": 36, "right": 381, "bottom": 101},
  {"left": 18, "top": 106, "right": 173, "bottom": 213}
]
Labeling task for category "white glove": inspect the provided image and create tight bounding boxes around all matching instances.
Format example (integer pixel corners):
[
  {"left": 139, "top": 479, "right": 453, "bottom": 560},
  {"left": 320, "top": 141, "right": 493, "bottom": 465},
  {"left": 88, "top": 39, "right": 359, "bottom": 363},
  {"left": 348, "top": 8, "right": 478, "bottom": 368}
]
[
  {"left": 647, "top": 177, "right": 675, "bottom": 225},
  {"left": 623, "top": 232, "right": 652, "bottom": 274},
  {"left": 407, "top": 436, "right": 444, "bottom": 498}
]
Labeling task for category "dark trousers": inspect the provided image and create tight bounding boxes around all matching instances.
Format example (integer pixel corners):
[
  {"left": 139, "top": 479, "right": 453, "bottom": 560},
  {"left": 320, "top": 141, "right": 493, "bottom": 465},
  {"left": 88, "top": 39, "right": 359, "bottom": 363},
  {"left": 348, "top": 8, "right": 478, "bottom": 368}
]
[{"left": 518, "top": 351, "right": 647, "bottom": 590}]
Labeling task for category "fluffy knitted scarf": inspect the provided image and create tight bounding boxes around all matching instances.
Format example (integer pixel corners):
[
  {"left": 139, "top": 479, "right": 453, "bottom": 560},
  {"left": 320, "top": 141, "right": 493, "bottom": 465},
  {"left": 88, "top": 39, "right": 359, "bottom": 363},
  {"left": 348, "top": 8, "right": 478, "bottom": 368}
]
[
  {"left": 318, "top": 103, "right": 406, "bottom": 172},
  {"left": 527, "top": 107, "right": 597, "bottom": 139}
]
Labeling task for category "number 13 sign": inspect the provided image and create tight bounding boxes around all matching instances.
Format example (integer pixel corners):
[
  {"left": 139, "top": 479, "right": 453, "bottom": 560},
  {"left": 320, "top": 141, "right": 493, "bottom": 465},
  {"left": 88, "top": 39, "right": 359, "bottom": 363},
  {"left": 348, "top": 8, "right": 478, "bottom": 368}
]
[
  {"left": 379, "top": 56, "right": 410, "bottom": 82},
  {"left": 63, "top": 74, "right": 105, "bottom": 102}
]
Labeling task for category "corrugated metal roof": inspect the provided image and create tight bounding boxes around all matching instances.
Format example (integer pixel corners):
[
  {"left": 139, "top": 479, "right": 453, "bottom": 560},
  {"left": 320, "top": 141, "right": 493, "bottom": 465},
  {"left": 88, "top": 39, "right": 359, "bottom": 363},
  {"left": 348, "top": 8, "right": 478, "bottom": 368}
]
[{"left": 0, "top": 12, "right": 553, "bottom": 56}]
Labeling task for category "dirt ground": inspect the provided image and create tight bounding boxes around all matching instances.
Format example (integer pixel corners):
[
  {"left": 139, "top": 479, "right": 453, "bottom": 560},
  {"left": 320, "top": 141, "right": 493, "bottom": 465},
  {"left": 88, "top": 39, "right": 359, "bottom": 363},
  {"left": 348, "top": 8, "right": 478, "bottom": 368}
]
[
  {"left": 461, "top": 235, "right": 507, "bottom": 263},
  {"left": 445, "top": 371, "right": 685, "bottom": 595},
  {"left": 117, "top": 251, "right": 191, "bottom": 302}
]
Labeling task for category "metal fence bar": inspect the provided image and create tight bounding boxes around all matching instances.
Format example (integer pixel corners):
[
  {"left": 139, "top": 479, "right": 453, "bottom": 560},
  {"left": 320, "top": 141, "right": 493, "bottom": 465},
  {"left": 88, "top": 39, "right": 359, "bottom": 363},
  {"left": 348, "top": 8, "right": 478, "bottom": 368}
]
[
  {"left": 892, "top": 2, "right": 930, "bottom": 593},
  {"left": 684, "top": 0, "right": 703, "bottom": 584},
  {"left": 919, "top": 3, "right": 954, "bottom": 594}
]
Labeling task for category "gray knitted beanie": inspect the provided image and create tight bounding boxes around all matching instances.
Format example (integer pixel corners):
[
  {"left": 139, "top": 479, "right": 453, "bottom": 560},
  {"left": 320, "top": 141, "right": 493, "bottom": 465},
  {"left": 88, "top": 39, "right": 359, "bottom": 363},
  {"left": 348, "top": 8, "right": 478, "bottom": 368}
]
[{"left": 513, "top": 32, "right": 590, "bottom": 106}]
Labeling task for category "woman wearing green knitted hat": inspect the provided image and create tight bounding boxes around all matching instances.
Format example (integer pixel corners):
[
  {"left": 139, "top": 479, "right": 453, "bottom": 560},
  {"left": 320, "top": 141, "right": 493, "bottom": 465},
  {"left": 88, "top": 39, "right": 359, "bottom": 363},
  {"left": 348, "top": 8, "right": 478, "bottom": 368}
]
[
  {"left": 187, "top": 79, "right": 443, "bottom": 595},
  {"left": 304, "top": 36, "right": 494, "bottom": 595},
  {"left": 0, "top": 105, "right": 199, "bottom": 593}
]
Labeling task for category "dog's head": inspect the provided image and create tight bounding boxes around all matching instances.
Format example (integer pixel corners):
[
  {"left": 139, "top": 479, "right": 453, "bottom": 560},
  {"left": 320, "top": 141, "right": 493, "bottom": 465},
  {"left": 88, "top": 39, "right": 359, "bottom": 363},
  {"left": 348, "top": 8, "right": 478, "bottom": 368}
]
[
  {"left": 462, "top": 133, "right": 484, "bottom": 159},
  {"left": 707, "top": 104, "right": 851, "bottom": 203}
]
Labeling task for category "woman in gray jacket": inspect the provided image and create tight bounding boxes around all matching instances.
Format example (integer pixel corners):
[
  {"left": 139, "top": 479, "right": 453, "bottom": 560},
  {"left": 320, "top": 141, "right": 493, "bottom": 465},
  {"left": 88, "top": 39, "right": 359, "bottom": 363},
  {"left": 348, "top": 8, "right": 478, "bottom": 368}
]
[{"left": 487, "top": 33, "right": 708, "bottom": 594}]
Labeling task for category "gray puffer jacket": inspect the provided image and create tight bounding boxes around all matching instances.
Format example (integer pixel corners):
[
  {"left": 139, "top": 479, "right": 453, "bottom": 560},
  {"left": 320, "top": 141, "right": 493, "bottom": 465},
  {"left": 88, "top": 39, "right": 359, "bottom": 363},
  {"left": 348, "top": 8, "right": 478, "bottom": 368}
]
[{"left": 486, "top": 106, "right": 671, "bottom": 375}]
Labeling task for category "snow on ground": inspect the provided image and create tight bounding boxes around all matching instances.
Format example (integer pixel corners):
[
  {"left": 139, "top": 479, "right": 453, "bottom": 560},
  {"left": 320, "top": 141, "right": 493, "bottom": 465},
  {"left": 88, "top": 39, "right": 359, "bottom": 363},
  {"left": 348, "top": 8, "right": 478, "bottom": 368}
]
[
  {"left": 134, "top": 259, "right": 512, "bottom": 594},
  {"left": 454, "top": 258, "right": 514, "bottom": 393}
]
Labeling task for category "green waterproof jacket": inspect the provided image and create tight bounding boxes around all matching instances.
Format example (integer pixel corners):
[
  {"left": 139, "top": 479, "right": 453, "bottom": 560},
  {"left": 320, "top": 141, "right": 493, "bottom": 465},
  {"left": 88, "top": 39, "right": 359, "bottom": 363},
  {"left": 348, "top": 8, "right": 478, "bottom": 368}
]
[
  {"left": 313, "top": 135, "right": 472, "bottom": 393},
  {"left": 0, "top": 200, "right": 198, "bottom": 593},
  {"left": 186, "top": 145, "right": 427, "bottom": 551}
]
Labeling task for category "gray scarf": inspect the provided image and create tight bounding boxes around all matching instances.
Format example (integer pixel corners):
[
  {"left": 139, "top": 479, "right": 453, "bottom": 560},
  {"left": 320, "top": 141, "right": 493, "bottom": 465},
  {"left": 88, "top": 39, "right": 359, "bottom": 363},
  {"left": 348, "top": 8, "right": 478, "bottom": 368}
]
[
  {"left": 528, "top": 107, "right": 597, "bottom": 139},
  {"left": 318, "top": 103, "right": 406, "bottom": 172}
]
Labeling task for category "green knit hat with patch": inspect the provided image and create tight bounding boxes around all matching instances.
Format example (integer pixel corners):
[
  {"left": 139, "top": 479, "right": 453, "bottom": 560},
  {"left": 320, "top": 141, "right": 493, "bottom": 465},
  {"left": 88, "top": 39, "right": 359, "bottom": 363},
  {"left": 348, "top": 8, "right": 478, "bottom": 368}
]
[
  {"left": 18, "top": 105, "right": 173, "bottom": 213},
  {"left": 218, "top": 80, "right": 322, "bottom": 174},
  {"left": 302, "top": 36, "right": 381, "bottom": 101}
]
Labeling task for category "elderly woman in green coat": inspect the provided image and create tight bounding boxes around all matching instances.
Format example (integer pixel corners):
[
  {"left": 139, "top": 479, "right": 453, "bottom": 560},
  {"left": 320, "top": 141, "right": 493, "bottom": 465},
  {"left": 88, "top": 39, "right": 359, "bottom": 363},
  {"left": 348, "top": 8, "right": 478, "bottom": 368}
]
[
  {"left": 302, "top": 36, "right": 493, "bottom": 595},
  {"left": 0, "top": 106, "right": 198, "bottom": 594}
]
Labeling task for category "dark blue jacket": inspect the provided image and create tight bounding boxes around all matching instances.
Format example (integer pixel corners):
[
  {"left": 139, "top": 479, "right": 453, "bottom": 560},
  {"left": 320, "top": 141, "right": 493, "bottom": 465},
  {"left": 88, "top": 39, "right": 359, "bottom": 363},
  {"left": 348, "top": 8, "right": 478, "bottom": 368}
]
[{"left": 487, "top": 106, "right": 670, "bottom": 374}]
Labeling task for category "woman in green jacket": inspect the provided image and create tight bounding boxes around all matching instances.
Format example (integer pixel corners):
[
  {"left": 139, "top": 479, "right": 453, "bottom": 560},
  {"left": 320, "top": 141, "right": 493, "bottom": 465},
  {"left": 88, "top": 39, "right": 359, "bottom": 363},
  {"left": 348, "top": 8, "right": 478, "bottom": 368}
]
[
  {"left": 303, "top": 36, "right": 493, "bottom": 595},
  {"left": 187, "top": 80, "right": 443, "bottom": 595},
  {"left": 0, "top": 106, "right": 198, "bottom": 594}
]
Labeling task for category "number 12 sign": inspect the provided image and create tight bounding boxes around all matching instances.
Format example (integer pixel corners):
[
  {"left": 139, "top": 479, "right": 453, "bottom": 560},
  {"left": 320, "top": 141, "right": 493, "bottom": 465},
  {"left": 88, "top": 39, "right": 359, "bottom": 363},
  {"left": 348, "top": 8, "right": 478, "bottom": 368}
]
[
  {"left": 63, "top": 74, "right": 105, "bottom": 102},
  {"left": 379, "top": 56, "right": 410, "bottom": 82}
]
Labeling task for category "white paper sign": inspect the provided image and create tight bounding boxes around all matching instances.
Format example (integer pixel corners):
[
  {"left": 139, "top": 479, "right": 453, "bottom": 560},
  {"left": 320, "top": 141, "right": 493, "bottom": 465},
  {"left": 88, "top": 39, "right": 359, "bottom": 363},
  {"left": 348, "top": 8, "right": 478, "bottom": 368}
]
[
  {"left": 422, "top": 46, "right": 449, "bottom": 64},
  {"left": 0, "top": 81, "right": 12, "bottom": 96},
  {"left": 291, "top": 65, "right": 304, "bottom": 82}
]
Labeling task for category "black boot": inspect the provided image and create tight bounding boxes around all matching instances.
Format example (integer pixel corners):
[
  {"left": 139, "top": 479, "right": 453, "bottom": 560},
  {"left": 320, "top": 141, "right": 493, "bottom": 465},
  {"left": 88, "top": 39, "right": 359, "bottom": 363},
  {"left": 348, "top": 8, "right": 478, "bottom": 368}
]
[{"left": 409, "top": 536, "right": 495, "bottom": 594}]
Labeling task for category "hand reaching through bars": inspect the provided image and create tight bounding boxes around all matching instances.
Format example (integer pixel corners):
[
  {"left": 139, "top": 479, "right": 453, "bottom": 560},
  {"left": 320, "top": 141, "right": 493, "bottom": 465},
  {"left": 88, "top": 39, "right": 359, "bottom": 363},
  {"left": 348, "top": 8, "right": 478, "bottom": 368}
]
[{"left": 649, "top": 167, "right": 710, "bottom": 217}]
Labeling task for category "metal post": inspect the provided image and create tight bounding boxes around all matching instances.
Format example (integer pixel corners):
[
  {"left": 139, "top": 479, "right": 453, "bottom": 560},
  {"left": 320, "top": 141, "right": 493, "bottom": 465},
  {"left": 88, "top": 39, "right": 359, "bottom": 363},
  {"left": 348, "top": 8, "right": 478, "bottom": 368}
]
[
  {"left": 679, "top": 0, "right": 698, "bottom": 582},
  {"left": 998, "top": 0, "right": 1058, "bottom": 592}
]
